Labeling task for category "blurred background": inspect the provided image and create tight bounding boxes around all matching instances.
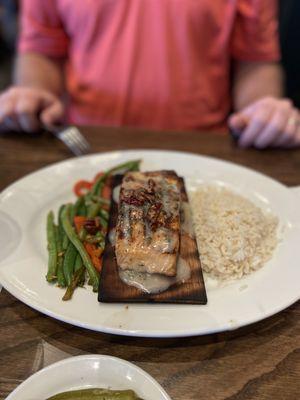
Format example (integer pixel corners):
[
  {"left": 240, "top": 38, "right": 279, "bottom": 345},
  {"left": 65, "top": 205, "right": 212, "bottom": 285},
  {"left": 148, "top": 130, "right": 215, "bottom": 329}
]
[
  {"left": 0, "top": 0, "right": 17, "bottom": 89},
  {"left": 0, "top": 0, "right": 299, "bottom": 108}
]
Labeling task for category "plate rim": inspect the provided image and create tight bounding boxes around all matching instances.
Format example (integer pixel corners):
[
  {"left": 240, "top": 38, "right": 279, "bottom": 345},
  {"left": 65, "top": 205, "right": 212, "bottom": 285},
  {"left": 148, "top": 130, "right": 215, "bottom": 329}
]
[
  {"left": 1, "top": 149, "right": 300, "bottom": 338},
  {"left": 0, "top": 148, "right": 295, "bottom": 196},
  {"left": 5, "top": 354, "right": 171, "bottom": 400}
]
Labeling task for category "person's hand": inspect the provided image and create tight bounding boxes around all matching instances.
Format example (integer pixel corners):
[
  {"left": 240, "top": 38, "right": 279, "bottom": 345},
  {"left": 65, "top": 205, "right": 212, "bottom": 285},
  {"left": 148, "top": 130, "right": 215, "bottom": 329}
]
[
  {"left": 0, "top": 86, "right": 64, "bottom": 133},
  {"left": 228, "top": 97, "right": 300, "bottom": 149}
]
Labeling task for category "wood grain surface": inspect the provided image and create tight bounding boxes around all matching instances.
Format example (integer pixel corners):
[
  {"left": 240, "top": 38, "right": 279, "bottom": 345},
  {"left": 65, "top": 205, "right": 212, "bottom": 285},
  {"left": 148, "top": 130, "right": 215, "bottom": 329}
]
[{"left": 0, "top": 126, "right": 300, "bottom": 400}]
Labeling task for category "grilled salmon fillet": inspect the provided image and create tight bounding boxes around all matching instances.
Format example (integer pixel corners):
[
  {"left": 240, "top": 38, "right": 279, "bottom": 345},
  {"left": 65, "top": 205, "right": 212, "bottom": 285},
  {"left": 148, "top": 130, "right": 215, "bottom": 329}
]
[{"left": 115, "top": 171, "right": 181, "bottom": 276}]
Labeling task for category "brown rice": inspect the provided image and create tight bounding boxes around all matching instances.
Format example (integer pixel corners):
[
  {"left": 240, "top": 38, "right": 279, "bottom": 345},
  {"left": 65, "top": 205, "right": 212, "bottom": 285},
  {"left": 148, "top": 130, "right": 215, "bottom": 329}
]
[{"left": 190, "top": 185, "right": 278, "bottom": 280}]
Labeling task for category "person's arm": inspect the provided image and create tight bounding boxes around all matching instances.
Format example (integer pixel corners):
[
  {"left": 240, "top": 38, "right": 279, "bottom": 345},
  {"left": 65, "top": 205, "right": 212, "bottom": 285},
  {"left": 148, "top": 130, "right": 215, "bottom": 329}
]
[
  {"left": 229, "top": 61, "right": 300, "bottom": 148},
  {"left": 228, "top": 0, "right": 300, "bottom": 149},
  {"left": 0, "top": 52, "right": 65, "bottom": 132},
  {"left": 232, "top": 61, "right": 284, "bottom": 110},
  {"left": 0, "top": 0, "right": 69, "bottom": 133},
  {"left": 14, "top": 52, "right": 64, "bottom": 95}
]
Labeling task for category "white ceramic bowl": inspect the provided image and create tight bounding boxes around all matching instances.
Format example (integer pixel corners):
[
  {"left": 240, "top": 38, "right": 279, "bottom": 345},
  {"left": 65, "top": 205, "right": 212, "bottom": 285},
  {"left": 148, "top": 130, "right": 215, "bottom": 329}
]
[{"left": 6, "top": 354, "right": 171, "bottom": 400}]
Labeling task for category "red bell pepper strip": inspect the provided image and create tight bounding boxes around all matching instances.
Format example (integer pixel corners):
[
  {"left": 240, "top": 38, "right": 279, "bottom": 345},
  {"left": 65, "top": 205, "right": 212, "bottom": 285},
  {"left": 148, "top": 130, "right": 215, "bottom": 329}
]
[{"left": 73, "top": 180, "right": 92, "bottom": 197}]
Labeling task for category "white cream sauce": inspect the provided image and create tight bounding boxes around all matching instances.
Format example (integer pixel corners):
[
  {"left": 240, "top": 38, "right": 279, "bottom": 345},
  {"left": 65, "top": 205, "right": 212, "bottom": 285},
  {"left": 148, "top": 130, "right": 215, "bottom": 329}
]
[
  {"left": 113, "top": 184, "right": 121, "bottom": 204},
  {"left": 119, "top": 257, "right": 191, "bottom": 294},
  {"left": 181, "top": 202, "right": 195, "bottom": 237},
  {"left": 109, "top": 228, "right": 116, "bottom": 246},
  {"left": 151, "top": 227, "right": 178, "bottom": 253}
]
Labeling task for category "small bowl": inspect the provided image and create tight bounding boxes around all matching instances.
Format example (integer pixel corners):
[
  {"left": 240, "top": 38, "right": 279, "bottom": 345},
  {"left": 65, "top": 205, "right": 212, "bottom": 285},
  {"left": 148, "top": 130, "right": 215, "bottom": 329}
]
[{"left": 6, "top": 354, "right": 171, "bottom": 400}]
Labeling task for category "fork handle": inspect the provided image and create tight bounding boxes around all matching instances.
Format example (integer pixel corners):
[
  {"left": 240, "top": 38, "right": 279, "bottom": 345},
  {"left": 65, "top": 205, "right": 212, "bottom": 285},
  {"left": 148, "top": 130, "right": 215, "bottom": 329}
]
[{"left": 41, "top": 122, "right": 66, "bottom": 135}]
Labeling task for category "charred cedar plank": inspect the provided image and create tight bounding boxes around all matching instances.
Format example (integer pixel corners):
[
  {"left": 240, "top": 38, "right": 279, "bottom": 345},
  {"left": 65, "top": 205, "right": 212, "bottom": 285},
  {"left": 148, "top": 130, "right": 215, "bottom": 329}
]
[{"left": 98, "top": 175, "right": 207, "bottom": 304}]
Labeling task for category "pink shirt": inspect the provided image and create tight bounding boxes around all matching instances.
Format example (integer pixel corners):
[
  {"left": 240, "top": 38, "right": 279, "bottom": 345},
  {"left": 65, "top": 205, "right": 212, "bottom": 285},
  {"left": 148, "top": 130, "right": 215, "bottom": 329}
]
[{"left": 19, "top": 0, "right": 280, "bottom": 131}]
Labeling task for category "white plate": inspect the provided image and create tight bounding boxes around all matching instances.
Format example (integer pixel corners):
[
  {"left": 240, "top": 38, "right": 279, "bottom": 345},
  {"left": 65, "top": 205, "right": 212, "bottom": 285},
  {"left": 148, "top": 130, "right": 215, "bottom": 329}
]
[
  {"left": 0, "top": 150, "right": 300, "bottom": 338},
  {"left": 6, "top": 354, "right": 171, "bottom": 400},
  {"left": 291, "top": 186, "right": 300, "bottom": 197}
]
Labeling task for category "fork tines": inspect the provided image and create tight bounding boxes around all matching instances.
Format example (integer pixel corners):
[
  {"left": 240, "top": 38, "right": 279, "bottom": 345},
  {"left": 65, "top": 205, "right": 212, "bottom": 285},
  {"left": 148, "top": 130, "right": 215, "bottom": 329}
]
[{"left": 57, "top": 126, "right": 91, "bottom": 156}]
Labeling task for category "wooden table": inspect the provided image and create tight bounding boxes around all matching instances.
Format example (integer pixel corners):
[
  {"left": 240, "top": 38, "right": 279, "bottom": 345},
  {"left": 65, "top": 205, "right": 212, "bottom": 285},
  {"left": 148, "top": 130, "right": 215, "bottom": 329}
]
[{"left": 1, "top": 127, "right": 300, "bottom": 400}]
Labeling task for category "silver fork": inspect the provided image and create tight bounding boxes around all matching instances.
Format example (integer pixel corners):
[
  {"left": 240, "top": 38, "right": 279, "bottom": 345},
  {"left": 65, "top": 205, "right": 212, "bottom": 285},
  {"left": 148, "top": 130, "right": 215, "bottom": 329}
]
[{"left": 43, "top": 124, "right": 91, "bottom": 156}]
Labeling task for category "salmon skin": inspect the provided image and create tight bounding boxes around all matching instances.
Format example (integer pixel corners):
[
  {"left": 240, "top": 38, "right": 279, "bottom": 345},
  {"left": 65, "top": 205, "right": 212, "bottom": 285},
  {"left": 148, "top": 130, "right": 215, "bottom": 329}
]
[{"left": 115, "top": 171, "right": 181, "bottom": 276}]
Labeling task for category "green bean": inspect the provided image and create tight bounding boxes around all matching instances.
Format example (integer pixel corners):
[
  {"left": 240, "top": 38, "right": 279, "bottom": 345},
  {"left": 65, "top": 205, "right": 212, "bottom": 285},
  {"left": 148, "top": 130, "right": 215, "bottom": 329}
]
[
  {"left": 63, "top": 242, "right": 77, "bottom": 286},
  {"left": 62, "top": 266, "right": 85, "bottom": 301},
  {"left": 55, "top": 224, "right": 66, "bottom": 287},
  {"left": 78, "top": 227, "right": 87, "bottom": 241},
  {"left": 46, "top": 211, "right": 58, "bottom": 282},
  {"left": 83, "top": 192, "right": 94, "bottom": 216},
  {"left": 91, "top": 159, "right": 141, "bottom": 196},
  {"left": 91, "top": 195, "right": 110, "bottom": 205},
  {"left": 93, "top": 181, "right": 104, "bottom": 197},
  {"left": 60, "top": 203, "right": 77, "bottom": 286},
  {"left": 107, "top": 159, "right": 141, "bottom": 175},
  {"left": 85, "top": 237, "right": 104, "bottom": 245},
  {"left": 77, "top": 201, "right": 87, "bottom": 216},
  {"left": 62, "top": 204, "right": 99, "bottom": 292},
  {"left": 85, "top": 232, "right": 105, "bottom": 245},
  {"left": 74, "top": 253, "right": 82, "bottom": 271},
  {"left": 72, "top": 196, "right": 84, "bottom": 218},
  {"left": 58, "top": 205, "right": 65, "bottom": 224},
  {"left": 99, "top": 208, "right": 109, "bottom": 220},
  {"left": 62, "top": 234, "right": 69, "bottom": 251},
  {"left": 88, "top": 159, "right": 141, "bottom": 219},
  {"left": 69, "top": 203, "right": 76, "bottom": 222},
  {"left": 91, "top": 178, "right": 105, "bottom": 196},
  {"left": 74, "top": 253, "right": 85, "bottom": 286},
  {"left": 59, "top": 206, "right": 69, "bottom": 251},
  {"left": 84, "top": 191, "right": 93, "bottom": 204},
  {"left": 47, "top": 388, "right": 143, "bottom": 399},
  {"left": 87, "top": 202, "right": 101, "bottom": 218},
  {"left": 98, "top": 215, "right": 108, "bottom": 229}
]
